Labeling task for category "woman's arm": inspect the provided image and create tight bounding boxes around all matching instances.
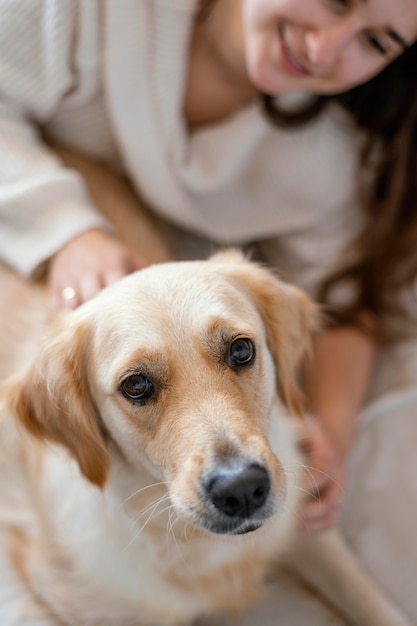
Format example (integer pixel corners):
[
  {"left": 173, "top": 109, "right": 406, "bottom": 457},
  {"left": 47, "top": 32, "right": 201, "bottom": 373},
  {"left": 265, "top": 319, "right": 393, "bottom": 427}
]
[
  {"left": 299, "top": 317, "right": 377, "bottom": 534},
  {"left": 305, "top": 317, "right": 377, "bottom": 455}
]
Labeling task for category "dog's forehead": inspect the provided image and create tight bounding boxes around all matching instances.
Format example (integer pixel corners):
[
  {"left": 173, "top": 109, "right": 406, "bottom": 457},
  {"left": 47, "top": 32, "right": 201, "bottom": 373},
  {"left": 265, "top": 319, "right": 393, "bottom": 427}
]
[
  {"left": 88, "top": 262, "right": 265, "bottom": 367},
  {"left": 94, "top": 262, "right": 258, "bottom": 324}
]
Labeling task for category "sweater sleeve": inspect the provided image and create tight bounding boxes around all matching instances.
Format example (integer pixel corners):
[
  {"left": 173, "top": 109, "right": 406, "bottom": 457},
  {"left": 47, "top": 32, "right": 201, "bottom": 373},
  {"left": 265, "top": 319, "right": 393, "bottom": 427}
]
[{"left": 0, "top": 0, "right": 111, "bottom": 278}]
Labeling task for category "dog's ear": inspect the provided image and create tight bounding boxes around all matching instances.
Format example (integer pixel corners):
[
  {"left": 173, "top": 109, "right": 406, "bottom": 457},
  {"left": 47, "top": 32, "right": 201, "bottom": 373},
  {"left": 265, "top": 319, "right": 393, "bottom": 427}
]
[
  {"left": 212, "top": 253, "right": 319, "bottom": 417},
  {"left": 3, "top": 315, "right": 109, "bottom": 487}
]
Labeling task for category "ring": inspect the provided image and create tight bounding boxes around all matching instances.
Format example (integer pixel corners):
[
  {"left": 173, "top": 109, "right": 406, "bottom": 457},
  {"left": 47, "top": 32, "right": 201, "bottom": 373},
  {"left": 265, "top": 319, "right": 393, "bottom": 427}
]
[{"left": 61, "top": 286, "right": 77, "bottom": 302}]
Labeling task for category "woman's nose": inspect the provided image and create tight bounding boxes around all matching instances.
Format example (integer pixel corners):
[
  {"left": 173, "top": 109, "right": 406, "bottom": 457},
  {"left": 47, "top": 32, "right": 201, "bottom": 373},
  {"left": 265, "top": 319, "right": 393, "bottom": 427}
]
[{"left": 305, "top": 18, "right": 359, "bottom": 73}]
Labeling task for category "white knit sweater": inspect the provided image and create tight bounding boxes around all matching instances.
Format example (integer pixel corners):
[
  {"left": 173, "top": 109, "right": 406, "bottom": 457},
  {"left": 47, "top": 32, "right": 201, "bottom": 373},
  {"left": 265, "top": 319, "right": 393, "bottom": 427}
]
[{"left": 0, "top": 0, "right": 364, "bottom": 296}]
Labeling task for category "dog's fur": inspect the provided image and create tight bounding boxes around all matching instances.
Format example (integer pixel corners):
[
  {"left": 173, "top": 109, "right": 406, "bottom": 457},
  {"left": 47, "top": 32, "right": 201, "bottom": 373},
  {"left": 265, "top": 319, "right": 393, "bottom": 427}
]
[{"left": 0, "top": 251, "right": 412, "bottom": 626}]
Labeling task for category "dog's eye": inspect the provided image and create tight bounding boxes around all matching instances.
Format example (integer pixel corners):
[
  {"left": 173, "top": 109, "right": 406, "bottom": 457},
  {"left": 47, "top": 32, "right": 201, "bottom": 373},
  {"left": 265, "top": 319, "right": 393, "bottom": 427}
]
[
  {"left": 228, "top": 338, "right": 255, "bottom": 368},
  {"left": 120, "top": 374, "right": 154, "bottom": 402}
]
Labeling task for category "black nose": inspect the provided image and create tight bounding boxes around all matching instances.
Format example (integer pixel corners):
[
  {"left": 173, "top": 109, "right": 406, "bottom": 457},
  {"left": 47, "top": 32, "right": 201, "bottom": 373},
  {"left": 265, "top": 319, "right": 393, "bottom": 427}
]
[{"left": 205, "top": 461, "right": 270, "bottom": 519}]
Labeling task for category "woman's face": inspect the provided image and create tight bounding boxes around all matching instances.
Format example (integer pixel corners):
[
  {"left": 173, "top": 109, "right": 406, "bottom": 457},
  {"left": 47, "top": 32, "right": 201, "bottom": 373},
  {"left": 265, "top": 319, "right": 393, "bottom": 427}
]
[{"left": 242, "top": 0, "right": 417, "bottom": 95}]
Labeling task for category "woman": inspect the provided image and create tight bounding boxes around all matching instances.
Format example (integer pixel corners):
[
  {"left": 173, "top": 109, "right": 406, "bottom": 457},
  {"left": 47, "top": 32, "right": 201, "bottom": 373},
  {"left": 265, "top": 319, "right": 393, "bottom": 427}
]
[{"left": 0, "top": 0, "right": 417, "bottom": 536}]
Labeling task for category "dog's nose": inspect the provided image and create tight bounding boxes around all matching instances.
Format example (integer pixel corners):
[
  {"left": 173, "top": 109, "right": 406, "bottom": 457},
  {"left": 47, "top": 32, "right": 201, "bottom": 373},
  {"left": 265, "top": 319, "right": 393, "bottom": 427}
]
[{"left": 205, "top": 461, "right": 270, "bottom": 518}]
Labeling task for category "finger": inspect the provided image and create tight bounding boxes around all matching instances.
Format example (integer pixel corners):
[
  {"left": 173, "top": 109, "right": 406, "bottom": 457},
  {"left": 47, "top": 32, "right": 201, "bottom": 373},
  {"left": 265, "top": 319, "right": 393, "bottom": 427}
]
[
  {"left": 300, "top": 496, "right": 341, "bottom": 537},
  {"left": 130, "top": 255, "right": 146, "bottom": 271},
  {"left": 48, "top": 288, "right": 62, "bottom": 311},
  {"left": 77, "top": 274, "right": 105, "bottom": 304},
  {"left": 48, "top": 280, "right": 83, "bottom": 310},
  {"left": 303, "top": 458, "right": 345, "bottom": 492},
  {"left": 103, "top": 267, "right": 133, "bottom": 288},
  {"left": 124, "top": 253, "right": 147, "bottom": 275},
  {"left": 49, "top": 263, "right": 102, "bottom": 309},
  {"left": 299, "top": 489, "right": 341, "bottom": 527},
  {"left": 103, "top": 255, "right": 146, "bottom": 288},
  {"left": 302, "top": 496, "right": 338, "bottom": 520},
  {"left": 305, "top": 470, "right": 340, "bottom": 497},
  {"left": 302, "top": 470, "right": 329, "bottom": 495},
  {"left": 304, "top": 476, "right": 343, "bottom": 507},
  {"left": 299, "top": 507, "right": 340, "bottom": 535},
  {"left": 301, "top": 467, "right": 336, "bottom": 500}
]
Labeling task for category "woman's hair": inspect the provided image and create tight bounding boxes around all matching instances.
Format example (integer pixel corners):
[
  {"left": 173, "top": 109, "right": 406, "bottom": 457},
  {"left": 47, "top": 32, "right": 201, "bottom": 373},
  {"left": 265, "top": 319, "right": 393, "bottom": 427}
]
[
  {"left": 198, "top": 1, "right": 417, "bottom": 340},
  {"left": 265, "top": 45, "right": 417, "bottom": 341}
]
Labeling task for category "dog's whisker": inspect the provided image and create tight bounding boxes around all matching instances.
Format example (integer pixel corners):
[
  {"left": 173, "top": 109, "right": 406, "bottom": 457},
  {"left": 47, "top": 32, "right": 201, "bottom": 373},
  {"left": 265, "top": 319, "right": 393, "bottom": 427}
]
[
  {"left": 292, "top": 485, "right": 322, "bottom": 503},
  {"left": 166, "top": 509, "right": 194, "bottom": 568},
  {"left": 121, "top": 480, "right": 170, "bottom": 507},
  {"left": 129, "top": 493, "right": 172, "bottom": 525},
  {"left": 127, "top": 501, "right": 174, "bottom": 548},
  {"left": 281, "top": 463, "right": 336, "bottom": 504},
  {"left": 125, "top": 495, "right": 171, "bottom": 545},
  {"left": 281, "top": 462, "right": 321, "bottom": 497},
  {"left": 182, "top": 520, "right": 194, "bottom": 545},
  {"left": 300, "top": 465, "right": 343, "bottom": 491},
  {"left": 294, "top": 464, "right": 321, "bottom": 494},
  {"left": 167, "top": 506, "right": 184, "bottom": 543},
  {"left": 158, "top": 503, "right": 194, "bottom": 565},
  {"left": 166, "top": 509, "right": 179, "bottom": 551},
  {"left": 281, "top": 467, "right": 300, "bottom": 489},
  {"left": 132, "top": 491, "right": 171, "bottom": 514},
  {"left": 284, "top": 462, "right": 343, "bottom": 491},
  {"left": 166, "top": 507, "right": 179, "bottom": 547}
]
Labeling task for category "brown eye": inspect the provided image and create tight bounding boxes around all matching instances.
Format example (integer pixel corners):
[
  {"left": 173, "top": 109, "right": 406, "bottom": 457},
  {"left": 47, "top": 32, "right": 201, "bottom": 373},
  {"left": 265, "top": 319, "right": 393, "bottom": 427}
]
[
  {"left": 121, "top": 374, "right": 154, "bottom": 402},
  {"left": 228, "top": 338, "right": 255, "bottom": 368}
]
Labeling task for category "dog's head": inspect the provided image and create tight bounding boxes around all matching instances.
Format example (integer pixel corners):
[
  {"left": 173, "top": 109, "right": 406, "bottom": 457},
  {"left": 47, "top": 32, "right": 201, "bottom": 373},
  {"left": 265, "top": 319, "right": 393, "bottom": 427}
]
[{"left": 4, "top": 251, "right": 318, "bottom": 535}]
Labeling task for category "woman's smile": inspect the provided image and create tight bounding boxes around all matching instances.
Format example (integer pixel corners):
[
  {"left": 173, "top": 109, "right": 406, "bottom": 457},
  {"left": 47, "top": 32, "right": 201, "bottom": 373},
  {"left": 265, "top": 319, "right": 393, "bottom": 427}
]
[{"left": 278, "top": 23, "right": 312, "bottom": 78}]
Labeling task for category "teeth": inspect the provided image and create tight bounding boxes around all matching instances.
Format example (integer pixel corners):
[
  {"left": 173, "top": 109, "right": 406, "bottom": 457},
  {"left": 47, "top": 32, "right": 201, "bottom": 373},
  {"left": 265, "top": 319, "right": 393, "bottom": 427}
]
[
  {"left": 287, "top": 42, "right": 305, "bottom": 72},
  {"left": 280, "top": 23, "right": 308, "bottom": 74}
]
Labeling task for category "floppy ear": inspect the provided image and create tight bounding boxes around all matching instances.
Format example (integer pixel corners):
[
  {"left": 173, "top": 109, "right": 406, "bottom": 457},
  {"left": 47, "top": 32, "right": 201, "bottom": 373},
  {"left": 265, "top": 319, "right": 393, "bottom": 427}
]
[
  {"left": 211, "top": 251, "right": 320, "bottom": 417},
  {"left": 3, "top": 316, "right": 109, "bottom": 487}
]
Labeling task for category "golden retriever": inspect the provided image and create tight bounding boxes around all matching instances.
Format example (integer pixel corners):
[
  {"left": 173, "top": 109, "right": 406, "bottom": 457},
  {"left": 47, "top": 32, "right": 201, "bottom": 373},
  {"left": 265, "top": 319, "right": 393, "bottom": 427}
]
[{"left": 0, "top": 251, "right": 412, "bottom": 626}]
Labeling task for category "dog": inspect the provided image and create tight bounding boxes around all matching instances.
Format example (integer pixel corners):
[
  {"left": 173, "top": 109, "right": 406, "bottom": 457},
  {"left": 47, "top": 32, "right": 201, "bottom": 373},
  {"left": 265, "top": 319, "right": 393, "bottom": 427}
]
[{"left": 0, "top": 251, "right": 412, "bottom": 626}]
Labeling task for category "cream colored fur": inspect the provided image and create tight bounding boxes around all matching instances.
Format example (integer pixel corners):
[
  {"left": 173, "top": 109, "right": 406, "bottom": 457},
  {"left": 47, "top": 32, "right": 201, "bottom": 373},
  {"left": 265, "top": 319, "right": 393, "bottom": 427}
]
[{"left": 0, "top": 150, "right": 412, "bottom": 626}]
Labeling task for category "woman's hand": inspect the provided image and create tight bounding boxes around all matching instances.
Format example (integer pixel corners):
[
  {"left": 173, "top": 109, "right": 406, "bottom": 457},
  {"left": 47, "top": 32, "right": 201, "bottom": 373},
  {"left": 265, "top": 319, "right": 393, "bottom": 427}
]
[
  {"left": 297, "top": 417, "right": 347, "bottom": 535},
  {"left": 298, "top": 319, "right": 376, "bottom": 535},
  {"left": 47, "top": 229, "right": 145, "bottom": 310}
]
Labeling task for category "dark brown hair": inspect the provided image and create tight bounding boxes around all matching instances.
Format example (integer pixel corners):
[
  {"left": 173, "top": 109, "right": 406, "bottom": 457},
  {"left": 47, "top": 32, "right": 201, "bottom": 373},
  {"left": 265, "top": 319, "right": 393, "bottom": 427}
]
[
  {"left": 264, "top": 42, "right": 417, "bottom": 340},
  {"left": 198, "top": 1, "right": 417, "bottom": 339}
]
